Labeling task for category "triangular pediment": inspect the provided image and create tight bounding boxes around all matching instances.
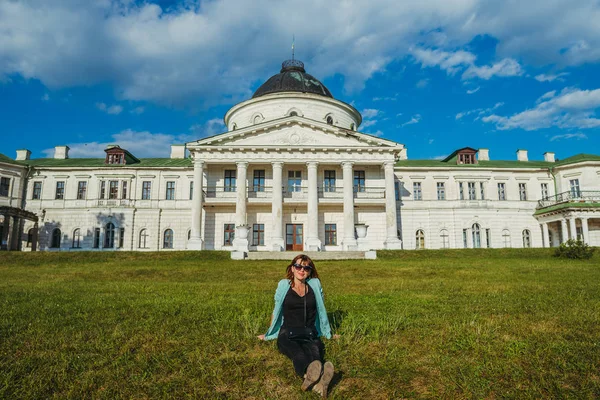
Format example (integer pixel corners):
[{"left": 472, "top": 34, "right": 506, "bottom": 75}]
[{"left": 188, "top": 117, "right": 402, "bottom": 149}]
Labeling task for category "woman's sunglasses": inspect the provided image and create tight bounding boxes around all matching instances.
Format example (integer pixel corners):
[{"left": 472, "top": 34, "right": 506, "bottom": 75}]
[{"left": 292, "top": 263, "right": 312, "bottom": 272}]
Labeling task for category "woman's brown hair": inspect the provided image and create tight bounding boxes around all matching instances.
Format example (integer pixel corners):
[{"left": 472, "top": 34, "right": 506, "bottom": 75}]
[{"left": 286, "top": 254, "right": 320, "bottom": 287}]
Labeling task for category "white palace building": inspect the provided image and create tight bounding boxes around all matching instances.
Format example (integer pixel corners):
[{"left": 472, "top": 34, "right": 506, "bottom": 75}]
[{"left": 1, "top": 60, "right": 599, "bottom": 254}]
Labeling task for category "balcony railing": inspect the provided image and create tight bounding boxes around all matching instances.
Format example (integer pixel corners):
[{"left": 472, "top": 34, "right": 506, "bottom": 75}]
[
  {"left": 97, "top": 199, "right": 134, "bottom": 207},
  {"left": 202, "top": 185, "right": 387, "bottom": 200},
  {"left": 537, "top": 190, "right": 600, "bottom": 209}
]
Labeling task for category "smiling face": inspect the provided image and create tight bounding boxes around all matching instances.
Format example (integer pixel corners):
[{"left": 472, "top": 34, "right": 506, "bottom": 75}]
[{"left": 291, "top": 260, "right": 312, "bottom": 281}]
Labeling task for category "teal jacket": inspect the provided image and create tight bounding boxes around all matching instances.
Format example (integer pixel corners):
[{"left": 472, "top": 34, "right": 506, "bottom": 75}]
[{"left": 264, "top": 278, "right": 332, "bottom": 341}]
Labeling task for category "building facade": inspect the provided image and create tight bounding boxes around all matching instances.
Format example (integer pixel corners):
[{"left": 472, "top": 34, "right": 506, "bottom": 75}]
[{"left": 1, "top": 60, "right": 599, "bottom": 252}]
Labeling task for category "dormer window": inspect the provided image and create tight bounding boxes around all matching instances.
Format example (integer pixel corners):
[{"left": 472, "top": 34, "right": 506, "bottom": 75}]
[
  {"left": 326, "top": 115, "right": 334, "bottom": 125},
  {"left": 107, "top": 153, "right": 124, "bottom": 165},
  {"left": 289, "top": 111, "right": 298, "bottom": 117},
  {"left": 458, "top": 153, "right": 475, "bottom": 165}
]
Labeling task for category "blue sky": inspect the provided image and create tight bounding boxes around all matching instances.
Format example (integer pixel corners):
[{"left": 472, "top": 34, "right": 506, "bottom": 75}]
[{"left": 1, "top": 0, "right": 599, "bottom": 161}]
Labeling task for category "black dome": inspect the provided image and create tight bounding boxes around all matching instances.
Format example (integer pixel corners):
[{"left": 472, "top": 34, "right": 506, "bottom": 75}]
[{"left": 252, "top": 60, "right": 333, "bottom": 99}]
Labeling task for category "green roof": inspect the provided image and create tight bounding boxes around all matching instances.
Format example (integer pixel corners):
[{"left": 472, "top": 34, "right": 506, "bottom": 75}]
[
  {"left": 534, "top": 202, "right": 600, "bottom": 216},
  {"left": 23, "top": 158, "right": 192, "bottom": 168},
  {"left": 396, "top": 153, "right": 600, "bottom": 169},
  {"left": 0, "top": 153, "right": 25, "bottom": 166}
]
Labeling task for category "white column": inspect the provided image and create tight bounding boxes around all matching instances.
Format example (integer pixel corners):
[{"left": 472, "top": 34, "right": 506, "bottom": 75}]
[
  {"left": 383, "top": 161, "right": 402, "bottom": 249},
  {"left": 188, "top": 159, "right": 204, "bottom": 250},
  {"left": 581, "top": 217, "right": 589, "bottom": 244},
  {"left": 341, "top": 161, "right": 357, "bottom": 250},
  {"left": 306, "top": 162, "right": 321, "bottom": 251},
  {"left": 560, "top": 219, "right": 568, "bottom": 243},
  {"left": 569, "top": 217, "right": 577, "bottom": 240},
  {"left": 233, "top": 162, "right": 249, "bottom": 252},
  {"left": 541, "top": 222, "right": 550, "bottom": 248},
  {"left": 271, "top": 162, "right": 285, "bottom": 251}
]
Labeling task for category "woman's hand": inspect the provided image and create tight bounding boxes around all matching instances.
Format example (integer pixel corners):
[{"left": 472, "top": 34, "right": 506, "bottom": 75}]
[{"left": 257, "top": 334, "right": 266, "bottom": 341}]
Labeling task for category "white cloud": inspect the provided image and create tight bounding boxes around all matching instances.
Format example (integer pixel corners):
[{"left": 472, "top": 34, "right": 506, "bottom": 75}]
[
  {"left": 96, "top": 102, "right": 123, "bottom": 115},
  {"left": 42, "top": 129, "right": 197, "bottom": 158},
  {"left": 483, "top": 87, "right": 600, "bottom": 130},
  {"left": 428, "top": 139, "right": 434, "bottom": 144},
  {"left": 416, "top": 78, "right": 430, "bottom": 88},
  {"left": 412, "top": 47, "right": 522, "bottom": 81},
  {"left": 550, "top": 132, "right": 587, "bottom": 141},
  {"left": 189, "top": 118, "right": 226, "bottom": 138},
  {"left": 466, "top": 86, "right": 480, "bottom": 94},
  {"left": 41, "top": 93, "right": 50, "bottom": 101},
  {"left": 456, "top": 102, "right": 503, "bottom": 120},
  {"left": 130, "top": 106, "right": 145, "bottom": 115},
  {"left": 361, "top": 120, "right": 377, "bottom": 128},
  {"left": 535, "top": 72, "right": 569, "bottom": 82},
  {"left": 2, "top": 1, "right": 600, "bottom": 105},
  {"left": 400, "top": 114, "right": 421, "bottom": 127},
  {"left": 365, "top": 130, "right": 384, "bottom": 137},
  {"left": 361, "top": 109, "right": 381, "bottom": 119},
  {"left": 373, "top": 95, "right": 398, "bottom": 101}
]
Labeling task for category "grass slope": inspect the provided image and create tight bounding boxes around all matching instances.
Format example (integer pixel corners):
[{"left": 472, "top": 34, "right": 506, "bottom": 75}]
[{"left": 1, "top": 249, "right": 599, "bottom": 399}]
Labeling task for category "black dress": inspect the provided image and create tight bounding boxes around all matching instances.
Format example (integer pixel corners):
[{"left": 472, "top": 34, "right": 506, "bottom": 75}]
[{"left": 277, "top": 284, "right": 324, "bottom": 376}]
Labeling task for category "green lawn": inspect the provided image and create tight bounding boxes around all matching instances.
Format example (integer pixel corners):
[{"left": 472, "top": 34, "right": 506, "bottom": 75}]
[{"left": 1, "top": 249, "right": 599, "bottom": 399}]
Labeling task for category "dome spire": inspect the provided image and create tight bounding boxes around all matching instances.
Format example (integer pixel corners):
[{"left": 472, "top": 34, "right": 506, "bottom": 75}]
[{"left": 292, "top": 34, "right": 295, "bottom": 60}]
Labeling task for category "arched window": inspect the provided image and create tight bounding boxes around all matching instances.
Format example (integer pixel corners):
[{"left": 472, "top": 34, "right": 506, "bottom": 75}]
[
  {"left": 440, "top": 229, "right": 449, "bottom": 248},
  {"left": 289, "top": 111, "right": 298, "bottom": 117},
  {"left": 231, "top": 123, "right": 237, "bottom": 131},
  {"left": 163, "top": 229, "right": 174, "bottom": 249},
  {"left": 350, "top": 123, "right": 355, "bottom": 131},
  {"left": 502, "top": 229, "right": 511, "bottom": 248},
  {"left": 104, "top": 222, "right": 115, "bottom": 248},
  {"left": 253, "top": 114, "right": 263, "bottom": 124},
  {"left": 326, "top": 115, "right": 334, "bottom": 125},
  {"left": 139, "top": 229, "right": 149, "bottom": 249},
  {"left": 72, "top": 228, "right": 81, "bottom": 248},
  {"left": 26, "top": 228, "right": 34, "bottom": 248},
  {"left": 522, "top": 229, "right": 531, "bottom": 248},
  {"left": 51, "top": 228, "right": 61, "bottom": 248},
  {"left": 472, "top": 223, "right": 481, "bottom": 248},
  {"left": 415, "top": 229, "right": 425, "bottom": 249}
]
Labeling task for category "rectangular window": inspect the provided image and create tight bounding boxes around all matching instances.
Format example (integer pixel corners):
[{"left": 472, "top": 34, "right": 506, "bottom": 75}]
[
  {"left": 109, "top": 181, "right": 119, "bottom": 199},
  {"left": 463, "top": 229, "right": 468, "bottom": 248},
  {"left": 224, "top": 223, "right": 235, "bottom": 245},
  {"left": 100, "top": 181, "right": 106, "bottom": 199},
  {"left": 32, "top": 182, "right": 42, "bottom": 200},
  {"left": 459, "top": 182, "right": 465, "bottom": 200},
  {"left": 519, "top": 183, "right": 527, "bottom": 201},
  {"left": 486, "top": 228, "right": 491, "bottom": 248},
  {"left": 468, "top": 182, "right": 476, "bottom": 200},
  {"left": 77, "top": 181, "right": 87, "bottom": 200},
  {"left": 436, "top": 182, "right": 445, "bottom": 200},
  {"left": 325, "top": 224, "right": 337, "bottom": 245},
  {"left": 480, "top": 182, "right": 485, "bottom": 200},
  {"left": 288, "top": 170, "right": 301, "bottom": 192},
  {"left": 498, "top": 183, "right": 506, "bottom": 201},
  {"left": 413, "top": 182, "right": 422, "bottom": 200},
  {"left": 118, "top": 228, "right": 125, "bottom": 248},
  {"left": 55, "top": 181, "right": 65, "bottom": 200},
  {"left": 0, "top": 177, "right": 10, "bottom": 197},
  {"left": 142, "top": 181, "right": 151, "bottom": 200},
  {"left": 224, "top": 170, "right": 236, "bottom": 192},
  {"left": 189, "top": 181, "right": 194, "bottom": 200},
  {"left": 324, "top": 170, "right": 336, "bottom": 192},
  {"left": 253, "top": 170, "right": 265, "bottom": 192},
  {"left": 166, "top": 181, "right": 175, "bottom": 200},
  {"left": 121, "top": 181, "right": 128, "bottom": 199},
  {"left": 569, "top": 179, "right": 580, "bottom": 197},
  {"left": 252, "top": 224, "right": 265, "bottom": 246},
  {"left": 93, "top": 228, "right": 100, "bottom": 249},
  {"left": 541, "top": 183, "right": 549, "bottom": 199},
  {"left": 354, "top": 170, "right": 366, "bottom": 192}
]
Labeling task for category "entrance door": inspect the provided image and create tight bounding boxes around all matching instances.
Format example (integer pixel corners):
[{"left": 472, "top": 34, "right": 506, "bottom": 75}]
[{"left": 286, "top": 224, "right": 303, "bottom": 251}]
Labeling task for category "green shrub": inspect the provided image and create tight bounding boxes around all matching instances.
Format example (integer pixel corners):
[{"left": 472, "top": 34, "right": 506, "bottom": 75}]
[{"left": 553, "top": 239, "right": 595, "bottom": 260}]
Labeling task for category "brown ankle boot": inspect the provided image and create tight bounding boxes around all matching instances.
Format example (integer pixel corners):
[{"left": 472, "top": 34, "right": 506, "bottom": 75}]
[{"left": 301, "top": 360, "right": 322, "bottom": 391}]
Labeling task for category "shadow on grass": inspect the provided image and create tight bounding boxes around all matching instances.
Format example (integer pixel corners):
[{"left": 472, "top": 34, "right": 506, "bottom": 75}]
[{"left": 328, "top": 309, "right": 346, "bottom": 332}]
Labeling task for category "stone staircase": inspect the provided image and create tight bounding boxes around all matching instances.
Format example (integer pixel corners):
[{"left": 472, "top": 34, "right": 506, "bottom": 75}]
[{"left": 243, "top": 250, "right": 376, "bottom": 260}]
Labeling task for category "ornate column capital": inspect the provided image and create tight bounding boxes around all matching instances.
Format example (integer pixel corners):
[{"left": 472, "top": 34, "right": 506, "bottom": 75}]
[
  {"left": 236, "top": 161, "right": 249, "bottom": 169},
  {"left": 271, "top": 161, "right": 284, "bottom": 168},
  {"left": 306, "top": 161, "right": 319, "bottom": 169},
  {"left": 341, "top": 161, "right": 354, "bottom": 169}
]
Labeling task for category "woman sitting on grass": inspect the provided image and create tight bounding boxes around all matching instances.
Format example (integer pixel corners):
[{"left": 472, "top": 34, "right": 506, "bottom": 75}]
[{"left": 257, "top": 254, "right": 336, "bottom": 398}]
